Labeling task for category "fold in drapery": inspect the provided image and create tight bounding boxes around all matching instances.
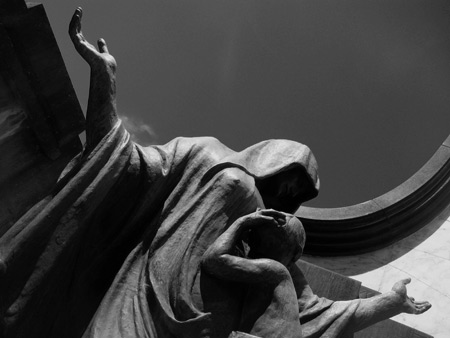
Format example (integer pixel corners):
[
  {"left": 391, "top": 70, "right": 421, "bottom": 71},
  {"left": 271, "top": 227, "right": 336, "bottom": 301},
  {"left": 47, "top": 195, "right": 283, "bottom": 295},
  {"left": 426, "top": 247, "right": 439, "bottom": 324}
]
[{"left": 1, "top": 121, "right": 359, "bottom": 338}]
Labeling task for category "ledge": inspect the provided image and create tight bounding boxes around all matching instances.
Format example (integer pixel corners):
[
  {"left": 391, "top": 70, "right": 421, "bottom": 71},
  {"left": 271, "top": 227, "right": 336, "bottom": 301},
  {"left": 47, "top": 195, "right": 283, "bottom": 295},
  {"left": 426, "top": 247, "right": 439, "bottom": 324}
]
[{"left": 296, "top": 134, "right": 450, "bottom": 256}]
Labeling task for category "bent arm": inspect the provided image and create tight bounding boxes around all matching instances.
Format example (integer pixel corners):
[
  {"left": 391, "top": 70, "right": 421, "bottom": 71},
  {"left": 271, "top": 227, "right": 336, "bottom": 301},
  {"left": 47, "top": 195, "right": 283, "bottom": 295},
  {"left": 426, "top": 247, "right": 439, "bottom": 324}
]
[
  {"left": 69, "top": 8, "right": 118, "bottom": 151},
  {"left": 202, "top": 212, "right": 287, "bottom": 284},
  {"left": 205, "top": 254, "right": 288, "bottom": 284}
]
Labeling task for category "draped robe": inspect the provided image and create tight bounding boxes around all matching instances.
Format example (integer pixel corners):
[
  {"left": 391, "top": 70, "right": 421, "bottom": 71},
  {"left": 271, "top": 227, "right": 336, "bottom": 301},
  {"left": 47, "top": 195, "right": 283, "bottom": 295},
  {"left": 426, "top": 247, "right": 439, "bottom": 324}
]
[{"left": 0, "top": 120, "right": 359, "bottom": 338}]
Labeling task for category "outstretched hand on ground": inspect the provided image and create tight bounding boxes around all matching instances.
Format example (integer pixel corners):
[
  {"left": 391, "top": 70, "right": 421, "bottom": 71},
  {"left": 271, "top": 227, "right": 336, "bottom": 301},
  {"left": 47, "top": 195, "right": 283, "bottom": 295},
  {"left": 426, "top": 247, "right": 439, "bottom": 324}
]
[{"left": 392, "top": 278, "right": 431, "bottom": 315}]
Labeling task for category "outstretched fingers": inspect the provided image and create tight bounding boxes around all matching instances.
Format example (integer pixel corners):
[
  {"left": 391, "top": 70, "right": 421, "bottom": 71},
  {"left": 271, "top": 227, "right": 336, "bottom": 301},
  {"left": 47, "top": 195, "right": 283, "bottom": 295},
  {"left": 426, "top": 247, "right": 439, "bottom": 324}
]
[
  {"left": 391, "top": 278, "right": 432, "bottom": 315},
  {"left": 257, "top": 214, "right": 280, "bottom": 226},
  {"left": 69, "top": 7, "right": 85, "bottom": 46},
  {"left": 258, "top": 209, "right": 287, "bottom": 225},
  {"left": 69, "top": 7, "right": 102, "bottom": 63},
  {"left": 413, "top": 300, "right": 432, "bottom": 314},
  {"left": 69, "top": 7, "right": 82, "bottom": 37}
]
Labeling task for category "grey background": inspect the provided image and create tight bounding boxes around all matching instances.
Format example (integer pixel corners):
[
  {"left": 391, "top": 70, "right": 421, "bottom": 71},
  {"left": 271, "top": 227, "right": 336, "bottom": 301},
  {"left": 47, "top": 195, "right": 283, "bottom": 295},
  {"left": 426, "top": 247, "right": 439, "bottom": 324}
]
[{"left": 42, "top": 0, "right": 450, "bottom": 207}]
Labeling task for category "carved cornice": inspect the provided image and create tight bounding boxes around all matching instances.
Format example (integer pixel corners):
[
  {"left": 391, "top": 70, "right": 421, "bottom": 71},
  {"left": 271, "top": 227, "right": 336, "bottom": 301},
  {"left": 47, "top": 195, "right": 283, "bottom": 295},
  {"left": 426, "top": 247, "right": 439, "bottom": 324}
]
[{"left": 296, "top": 134, "right": 450, "bottom": 256}]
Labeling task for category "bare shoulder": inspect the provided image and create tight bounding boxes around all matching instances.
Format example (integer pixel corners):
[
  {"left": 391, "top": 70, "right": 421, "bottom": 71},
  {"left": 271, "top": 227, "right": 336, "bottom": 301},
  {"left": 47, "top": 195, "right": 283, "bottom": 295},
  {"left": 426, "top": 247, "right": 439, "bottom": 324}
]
[{"left": 249, "top": 258, "right": 292, "bottom": 284}]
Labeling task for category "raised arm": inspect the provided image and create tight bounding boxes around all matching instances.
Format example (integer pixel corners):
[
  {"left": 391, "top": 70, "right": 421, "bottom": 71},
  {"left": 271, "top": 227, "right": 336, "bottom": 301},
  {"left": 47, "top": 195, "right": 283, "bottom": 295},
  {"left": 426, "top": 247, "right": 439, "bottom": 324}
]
[
  {"left": 202, "top": 209, "right": 289, "bottom": 284},
  {"left": 69, "top": 7, "right": 118, "bottom": 152}
]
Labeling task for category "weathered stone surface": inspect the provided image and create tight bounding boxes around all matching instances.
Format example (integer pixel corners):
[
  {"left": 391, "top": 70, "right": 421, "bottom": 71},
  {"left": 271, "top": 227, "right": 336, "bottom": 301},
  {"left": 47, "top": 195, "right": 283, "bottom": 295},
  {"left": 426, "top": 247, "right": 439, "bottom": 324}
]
[
  {"left": 0, "top": 4, "right": 433, "bottom": 338},
  {"left": 300, "top": 262, "right": 433, "bottom": 338},
  {"left": 0, "top": 2, "right": 84, "bottom": 236}
]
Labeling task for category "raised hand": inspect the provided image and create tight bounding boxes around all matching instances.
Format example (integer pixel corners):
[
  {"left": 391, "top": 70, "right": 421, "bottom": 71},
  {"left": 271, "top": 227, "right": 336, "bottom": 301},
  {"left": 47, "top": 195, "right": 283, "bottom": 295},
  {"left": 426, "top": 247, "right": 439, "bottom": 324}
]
[
  {"left": 391, "top": 278, "right": 431, "bottom": 315},
  {"left": 69, "top": 7, "right": 118, "bottom": 152},
  {"left": 69, "top": 7, "right": 117, "bottom": 72}
]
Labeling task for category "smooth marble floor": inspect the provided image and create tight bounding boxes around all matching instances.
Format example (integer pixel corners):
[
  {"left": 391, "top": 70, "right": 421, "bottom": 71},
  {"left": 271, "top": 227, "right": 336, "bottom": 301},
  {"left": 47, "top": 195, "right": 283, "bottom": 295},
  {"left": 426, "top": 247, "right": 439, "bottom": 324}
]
[{"left": 303, "top": 204, "right": 450, "bottom": 338}]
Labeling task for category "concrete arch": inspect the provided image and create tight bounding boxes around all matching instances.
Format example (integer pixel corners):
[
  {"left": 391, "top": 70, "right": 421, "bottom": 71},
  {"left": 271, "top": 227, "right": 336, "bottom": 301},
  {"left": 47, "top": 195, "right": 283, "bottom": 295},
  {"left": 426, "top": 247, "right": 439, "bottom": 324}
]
[{"left": 297, "top": 134, "right": 450, "bottom": 256}]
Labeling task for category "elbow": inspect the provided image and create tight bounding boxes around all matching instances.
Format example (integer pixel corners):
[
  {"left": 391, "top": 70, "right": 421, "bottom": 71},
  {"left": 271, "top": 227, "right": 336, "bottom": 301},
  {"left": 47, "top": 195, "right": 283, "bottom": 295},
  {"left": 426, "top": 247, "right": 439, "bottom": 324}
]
[
  {"left": 201, "top": 247, "right": 218, "bottom": 271},
  {"left": 201, "top": 254, "right": 215, "bottom": 271},
  {"left": 201, "top": 252, "right": 228, "bottom": 276}
]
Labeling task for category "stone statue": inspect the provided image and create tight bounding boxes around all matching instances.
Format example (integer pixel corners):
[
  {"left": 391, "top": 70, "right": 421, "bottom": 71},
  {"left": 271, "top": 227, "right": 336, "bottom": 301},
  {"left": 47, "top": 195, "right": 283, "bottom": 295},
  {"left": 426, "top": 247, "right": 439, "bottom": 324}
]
[
  {"left": 202, "top": 209, "right": 306, "bottom": 338},
  {"left": 0, "top": 8, "right": 431, "bottom": 338}
]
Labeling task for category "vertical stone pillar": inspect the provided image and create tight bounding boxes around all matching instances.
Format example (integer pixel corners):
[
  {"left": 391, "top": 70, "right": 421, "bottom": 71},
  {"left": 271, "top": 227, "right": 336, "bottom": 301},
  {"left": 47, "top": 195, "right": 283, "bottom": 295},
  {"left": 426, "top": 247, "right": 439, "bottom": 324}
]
[{"left": 0, "top": 0, "right": 84, "bottom": 235}]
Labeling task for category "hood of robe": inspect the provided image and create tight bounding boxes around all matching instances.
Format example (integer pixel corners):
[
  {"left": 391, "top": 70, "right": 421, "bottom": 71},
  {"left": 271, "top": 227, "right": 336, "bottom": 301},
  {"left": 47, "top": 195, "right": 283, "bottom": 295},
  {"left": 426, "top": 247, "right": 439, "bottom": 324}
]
[{"left": 205, "top": 139, "right": 320, "bottom": 207}]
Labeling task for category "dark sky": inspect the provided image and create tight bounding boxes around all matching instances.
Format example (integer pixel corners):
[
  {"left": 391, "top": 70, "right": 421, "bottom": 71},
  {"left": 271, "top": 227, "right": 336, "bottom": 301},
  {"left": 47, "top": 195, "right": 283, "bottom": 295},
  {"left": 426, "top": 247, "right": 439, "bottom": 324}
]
[{"left": 42, "top": 0, "right": 450, "bottom": 207}]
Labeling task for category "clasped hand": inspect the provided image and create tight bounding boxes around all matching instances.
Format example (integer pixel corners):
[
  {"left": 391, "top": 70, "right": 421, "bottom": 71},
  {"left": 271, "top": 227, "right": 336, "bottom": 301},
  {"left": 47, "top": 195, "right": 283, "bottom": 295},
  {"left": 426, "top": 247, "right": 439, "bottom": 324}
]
[{"left": 238, "top": 208, "right": 287, "bottom": 229}]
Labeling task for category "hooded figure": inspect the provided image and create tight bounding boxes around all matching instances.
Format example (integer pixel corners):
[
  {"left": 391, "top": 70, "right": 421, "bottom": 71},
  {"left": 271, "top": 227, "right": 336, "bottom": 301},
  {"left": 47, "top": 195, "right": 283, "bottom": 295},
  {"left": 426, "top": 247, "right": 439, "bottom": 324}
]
[
  {"left": 79, "top": 125, "right": 323, "bottom": 338},
  {"left": 0, "top": 9, "right": 361, "bottom": 338},
  {"left": 0, "top": 118, "right": 360, "bottom": 338}
]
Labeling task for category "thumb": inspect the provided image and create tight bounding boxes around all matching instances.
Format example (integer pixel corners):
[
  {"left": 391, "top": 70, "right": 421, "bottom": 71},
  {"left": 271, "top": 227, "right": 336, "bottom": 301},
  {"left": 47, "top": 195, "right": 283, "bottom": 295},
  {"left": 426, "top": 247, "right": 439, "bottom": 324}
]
[{"left": 98, "top": 38, "right": 109, "bottom": 54}]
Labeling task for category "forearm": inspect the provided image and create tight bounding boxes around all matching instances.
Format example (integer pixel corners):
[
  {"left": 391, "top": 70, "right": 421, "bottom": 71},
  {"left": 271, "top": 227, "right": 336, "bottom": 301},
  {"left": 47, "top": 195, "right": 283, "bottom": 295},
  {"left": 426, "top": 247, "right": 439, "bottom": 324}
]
[
  {"left": 85, "top": 65, "right": 118, "bottom": 150},
  {"left": 203, "top": 220, "right": 245, "bottom": 262},
  {"left": 203, "top": 252, "right": 284, "bottom": 284},
  {"left": 288, "top": 263, "right": 315, "bottom": 303},
  {"left": 202, "top": 219, "right": 245, "bottom": 279},
  {"left": 69, "top": 8, "right": 119, "bottom": 152},
  {"left": 350, "top": 291, "right": 403, "bottom": 332},
  {"left": 202, "top": 210, "right": 286, "bottom": 282}
]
